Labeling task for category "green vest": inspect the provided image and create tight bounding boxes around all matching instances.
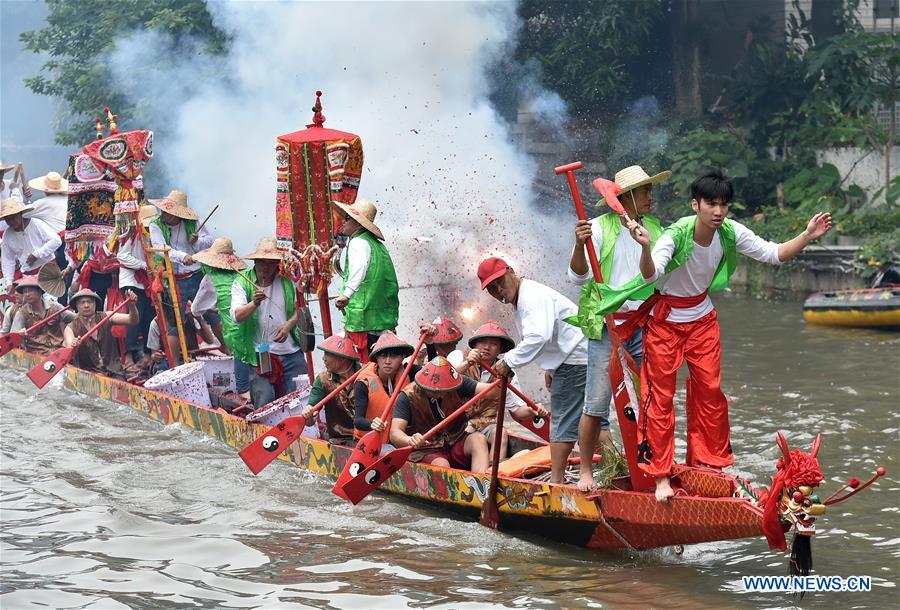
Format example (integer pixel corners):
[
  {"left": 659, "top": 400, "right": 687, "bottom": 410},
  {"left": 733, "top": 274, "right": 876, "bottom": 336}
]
[
  {"left": 151, "top": 217, "right": 197, "bottom": 268},
  {"left": 566, "top": 213, "right": 662, "bottom": 339},
  {"left": 201, "top": 264, "right": 240, "bottom": 352},
  {"left": 597, "top": 215, "right": 738, "bottom": 317},
  {"left": 233, "top": 268, "right": 303, "bottom": 366},
  {"left": 340, "top": 231, "right": 400, "bottom": 333}
]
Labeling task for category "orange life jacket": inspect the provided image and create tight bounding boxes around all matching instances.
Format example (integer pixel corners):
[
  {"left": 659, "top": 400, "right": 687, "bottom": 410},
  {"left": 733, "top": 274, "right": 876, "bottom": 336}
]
[{"left": 353, "top": 362, "right": 412, "bottom": 443}]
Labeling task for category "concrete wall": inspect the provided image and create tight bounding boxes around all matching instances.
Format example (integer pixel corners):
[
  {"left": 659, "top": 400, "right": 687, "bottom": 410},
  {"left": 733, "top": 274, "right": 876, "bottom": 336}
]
[{"left": 819, "top": 146, "right": 900, "bottom": 203}]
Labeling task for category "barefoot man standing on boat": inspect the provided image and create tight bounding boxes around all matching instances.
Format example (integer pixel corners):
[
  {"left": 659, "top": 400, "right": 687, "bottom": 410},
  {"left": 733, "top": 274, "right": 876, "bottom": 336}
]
[
  {"left": 478, "top": 257, "right": 586, "bottom": 485},
  {"left": 567, "top": 165, "right": 667, "bottom": 492},
  {"left": 610, "top": 169, "right": 832, "bottom": 503}
]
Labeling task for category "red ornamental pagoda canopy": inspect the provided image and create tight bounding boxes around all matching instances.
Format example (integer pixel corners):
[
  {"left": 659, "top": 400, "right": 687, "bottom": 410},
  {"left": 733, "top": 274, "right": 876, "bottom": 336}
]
[{"left": 274, "top": 91, "right": 363, "bottom": 251}]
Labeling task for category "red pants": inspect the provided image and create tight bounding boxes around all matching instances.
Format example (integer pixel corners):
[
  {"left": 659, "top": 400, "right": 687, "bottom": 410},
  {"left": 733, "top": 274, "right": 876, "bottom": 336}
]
[
  {"left": 346, "top": 331, "right": 370, "bottom": 364},
  {"left": 638, "top": 309, "right": 733, "bottom": 477}
]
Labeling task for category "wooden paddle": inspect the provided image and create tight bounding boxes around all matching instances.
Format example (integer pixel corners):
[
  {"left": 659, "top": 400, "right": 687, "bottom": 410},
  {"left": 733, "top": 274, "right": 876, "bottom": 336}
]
[
  {"left": 478, "top": 359, "right": 550, "bottom": 443},
  {"left": 238, "top": 367, "right": 364, "bottom": 474},
  {"left": 331, "top": 332, "right": 428, "bottom": 500},
  {"left": 554, "top": 161, "right": 654, "bottom": 492},
  {"left": 338, "top": 378, "right": 503, "bottom": 505},
  {"left": 0, "top": 305, "right": 70, "bottom": 358},
  {"left": 195, "top": 204, "right": 219, "bottom": 234},
  {"left": 26, "top": 300, "right": 130, "bottom": 389},
  {"left": 480, "top": 377, "right": 508, "bottom": 529}
]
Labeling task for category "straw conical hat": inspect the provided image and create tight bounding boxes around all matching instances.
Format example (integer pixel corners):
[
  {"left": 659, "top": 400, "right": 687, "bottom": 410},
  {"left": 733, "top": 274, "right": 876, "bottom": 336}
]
[
  {"left": 612, "top": 165, "right": 672, "bottom": 193},
  {"left": 28, "top": 171, "right": 68, "bottom": 194},
  {"left": 139, "top": 205, "right": 158, "bottom": 226},
  {"left": 369, "top": 331, "right": 414, "bottom": 359},
  {"left": 415, "top": 356, "right": 462, "bottom": 392},
  {"left": 14, "top": 275, "right": 44, "bottom": 294},
  {"left": 194, "top": 237, "right": 247, "bottom": 270},
  {"left": 468, "top": 320, "right": 515, "bottom": 352},
  {"left": 0, "top": 161, "right": 14, "bottom": 171},
  {"left": 318, "top": 335, "right": 361, "bottom": 361},
  {"left": 432, "top": 316, "right": 463, "bottom": 346},
  {"left": 242, "top": 237, "right": 282, "bottom": 261},
  {"left": 333, "top": 198, "right": 385, "bottom": 241},
  {"left": 150, "top": 190, "right": 198, "bottom": 220},
  {"left": 70, "top": 289, "right": 103, "bottom": 308},
  {"left": 37, "top": 261, "right": 66, "bottom": 297},
  {"left": 0, "top": 197, "right": 34, "bottom": 220}
]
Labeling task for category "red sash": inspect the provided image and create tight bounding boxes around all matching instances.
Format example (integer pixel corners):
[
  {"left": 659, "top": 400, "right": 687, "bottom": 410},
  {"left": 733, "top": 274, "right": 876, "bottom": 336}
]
[{"left": 614, "top": 290, "right": 709, "bottom": 342}]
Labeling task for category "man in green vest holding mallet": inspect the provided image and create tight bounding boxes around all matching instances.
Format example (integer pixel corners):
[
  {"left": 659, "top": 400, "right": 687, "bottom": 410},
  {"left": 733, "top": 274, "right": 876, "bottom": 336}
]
[
  {"left": 333, "top": 199, "right": 400, "bottom": 363},
  {"left": 567, "top": 165, "right": 668, "bottom": 492}
]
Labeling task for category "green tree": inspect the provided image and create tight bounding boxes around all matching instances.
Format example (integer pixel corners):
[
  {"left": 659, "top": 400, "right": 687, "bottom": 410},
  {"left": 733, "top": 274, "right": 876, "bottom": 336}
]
[
  {"left": 21, "top": 0, "right": 227, "bottom": 146},
  {"left": 515, "top": 0, "right": 663, "bottom": 116}
]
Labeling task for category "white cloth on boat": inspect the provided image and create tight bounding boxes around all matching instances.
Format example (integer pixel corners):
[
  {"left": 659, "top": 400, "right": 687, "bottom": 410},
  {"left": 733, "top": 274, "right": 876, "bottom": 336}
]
[
  {"left": 338, "top": 234, "right": 371, "bottom": 298},
  {"left": 645, "top": 220, "right": 782, "bottom": 323},
  {"left": 190, "top": 275, "right": 218, "bottom": 316},
  {"left": 0, "top": 217, "right": 62, "bottom": 279},
  {"left": 148, "top": 220, "right": 212, "bottom": 275},
  {"left": 567, "top": 216, "right": 646, "bottom": 318},
  {"left": 502, "top": 278, "right": 588, "bottom": 371},
  {"left": 229, "top": 277, "right": 299, "bottom": 355}
]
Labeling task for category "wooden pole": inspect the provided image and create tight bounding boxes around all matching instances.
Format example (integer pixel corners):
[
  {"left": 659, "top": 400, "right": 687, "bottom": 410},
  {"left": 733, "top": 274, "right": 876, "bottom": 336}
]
[{"left": 147, "top": 246, "right": 190, "bottom": 364}]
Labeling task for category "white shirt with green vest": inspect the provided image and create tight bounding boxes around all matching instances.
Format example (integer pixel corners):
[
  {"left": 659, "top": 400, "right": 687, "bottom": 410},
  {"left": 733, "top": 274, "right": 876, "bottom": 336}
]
[
  {"left": 645, "top": 218, "right": 781, "bottom": 323},
  {"left": 229, "top": 278, "right": 299, "bottom": 356}
]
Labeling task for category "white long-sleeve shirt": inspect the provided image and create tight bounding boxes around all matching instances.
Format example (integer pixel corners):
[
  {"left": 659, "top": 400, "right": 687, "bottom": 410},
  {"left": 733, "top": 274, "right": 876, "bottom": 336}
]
[
  {"left": 148, "top": 221, "right": 212, "bottom": 276},
  {"left": 567, "top": 217, "right": 646, "bottom": 318},
  {"left": 338, "top": 235, "right": 371, "bottom": 297},
  {"left": 503, "top": 278, "right": 588, "bottom": 371},
  {"left": 190, "top": 275, "right": 218, "bottom": 315},
  {"left": 229, "top": 277, "right": 299, "bottom": 355},
  {"left": 1, "top": 217, "right": 62, "bottom": 278},
  {"left": 116, "top": 235, "right": 147, "bottom": 289},
  {"left": 647, "top": 220, "right": 782, "bottom": 323},
  {"left": 26, "top": 194, "right": 67, "bottom": 233}
]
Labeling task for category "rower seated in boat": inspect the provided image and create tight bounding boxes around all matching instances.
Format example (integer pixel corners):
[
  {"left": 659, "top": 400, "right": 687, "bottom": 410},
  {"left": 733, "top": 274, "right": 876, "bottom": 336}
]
[
  {"left": 459, "top": 320, "right": 548, "bottom": 461},
  {"left": 391, "top": 356, "right": 496, "bottom": 472},
  {"left": 352, "top": 331, "right": 418, "bottom": 449},
  {"left": 299, "top": 335, "right": 361, "bottom": 446},
  {"left": 9, "top": 276, "right": 74, "bottom": 355},
  {"left": 63, "top": 289, "right": 137, "bottom": 377}
]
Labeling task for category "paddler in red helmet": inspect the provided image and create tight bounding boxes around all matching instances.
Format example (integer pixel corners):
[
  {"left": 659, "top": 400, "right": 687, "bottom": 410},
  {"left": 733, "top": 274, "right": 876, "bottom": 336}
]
[
  {"left": 459, "top": 320, "right": 549, "bottom": 459},
  {"left": 299, "top": 334, "right": 361, "bottom": 445}
]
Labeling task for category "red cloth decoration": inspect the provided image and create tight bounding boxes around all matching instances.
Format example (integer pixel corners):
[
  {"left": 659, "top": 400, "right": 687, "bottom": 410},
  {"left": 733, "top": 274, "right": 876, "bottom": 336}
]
[{"left": 761, "top": 449, "right": 824, "bottom": 551}]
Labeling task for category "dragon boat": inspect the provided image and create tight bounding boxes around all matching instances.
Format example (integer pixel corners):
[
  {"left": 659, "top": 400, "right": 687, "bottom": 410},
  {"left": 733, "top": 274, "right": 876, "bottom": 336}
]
[
  {"left": 803, "top": 286, "right": 900, "bottom": 328},
  {"left": 3, "top": 345, "right": 846, "bottom": 552}
]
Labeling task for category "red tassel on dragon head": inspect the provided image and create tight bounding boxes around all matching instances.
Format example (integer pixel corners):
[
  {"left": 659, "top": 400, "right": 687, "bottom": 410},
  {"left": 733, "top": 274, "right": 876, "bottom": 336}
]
[{"left": 757, "top": 431, "right": 886, "bottom": 584}]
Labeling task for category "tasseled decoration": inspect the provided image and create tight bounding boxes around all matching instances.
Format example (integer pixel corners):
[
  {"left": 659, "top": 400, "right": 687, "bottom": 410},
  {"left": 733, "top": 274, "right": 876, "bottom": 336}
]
[{"left": 789, "top": 534, "right": 813, "bottom": 599}]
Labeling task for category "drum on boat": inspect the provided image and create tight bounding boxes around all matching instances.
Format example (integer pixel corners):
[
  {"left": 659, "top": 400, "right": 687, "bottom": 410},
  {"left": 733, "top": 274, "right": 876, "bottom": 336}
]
[
  {"left": 245, "top": 374, "right": 320, "bottom": 438},
  {"left": 197, "top": 355, "right": 236, "bottom": 393}
]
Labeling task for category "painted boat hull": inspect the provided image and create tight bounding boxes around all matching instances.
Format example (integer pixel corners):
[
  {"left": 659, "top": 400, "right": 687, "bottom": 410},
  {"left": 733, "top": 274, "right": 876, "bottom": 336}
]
[
  {"left": 803, "top": 287, "right": 900, "bottom": 328},
  {"left": 1, "top": 348, "right": 764, "bottom": 550}
]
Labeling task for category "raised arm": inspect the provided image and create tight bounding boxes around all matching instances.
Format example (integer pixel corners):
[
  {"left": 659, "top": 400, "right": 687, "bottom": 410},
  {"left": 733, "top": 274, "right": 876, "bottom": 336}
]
[{"left": 777, "top": 212, "right": 833, "bottom": 262}]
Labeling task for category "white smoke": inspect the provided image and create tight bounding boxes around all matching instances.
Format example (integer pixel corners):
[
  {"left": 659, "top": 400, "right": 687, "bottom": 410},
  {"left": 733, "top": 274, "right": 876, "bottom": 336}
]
[{"left": 108, "top": 1, "right": 574, "bottom": 355}]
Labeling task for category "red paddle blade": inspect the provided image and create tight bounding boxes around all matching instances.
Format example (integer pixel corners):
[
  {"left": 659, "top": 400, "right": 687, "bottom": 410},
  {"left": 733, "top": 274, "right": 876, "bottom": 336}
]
[
  {"left": 331, "top": 429, "right": 384, "bottom": 500},
  {"left": 0, "top": 332, "right": 23, "bottom": 358},
  {"left": 26, "top": 346, "right": 74, "bottom": 389},
  {"left": 238, "top": 416, "right": 306, "bottom": 475},
  {"left": 518, "top": 412, "right": 550, "bottom": 442},
  {"left": 608, "top": 345, "right": 654, "bottom": 491},
  {"left": 338, "top": 446, "right": 413, "bottom": 504},
  {"left": 592, "top": 178, "right": 627, "bottom": 216}
]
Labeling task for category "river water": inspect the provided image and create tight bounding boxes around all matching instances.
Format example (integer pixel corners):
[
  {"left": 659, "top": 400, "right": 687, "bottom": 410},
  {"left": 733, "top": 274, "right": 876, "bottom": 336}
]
[{"left": 1, "top": 294, "right": 897, "bottom": 609}]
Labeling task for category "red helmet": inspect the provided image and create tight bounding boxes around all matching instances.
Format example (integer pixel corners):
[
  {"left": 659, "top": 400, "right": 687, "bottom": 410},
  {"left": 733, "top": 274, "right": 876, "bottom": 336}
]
[
  {"left": 369, "top": 331, "right": 414, "bottom": 359},
  {"left": 432, "top": 316, "right": 463, "bottom": 346},
  {"left": 468, "top": 320, "right": 515, "bottom": 353},
  {"left": 318, "top": 335, "right": 360, "bottom": 361},
  {"left": 415, "top": 356, "right": 462, "bottom": 392}
]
